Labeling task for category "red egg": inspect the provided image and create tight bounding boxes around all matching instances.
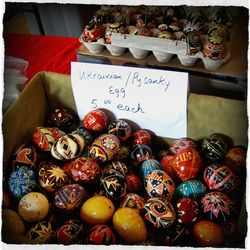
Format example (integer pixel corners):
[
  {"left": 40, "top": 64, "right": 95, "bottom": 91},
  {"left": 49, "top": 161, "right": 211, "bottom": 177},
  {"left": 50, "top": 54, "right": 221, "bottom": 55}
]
[
  {"left": 132, "top": 129, "right": 152, "bottom": 147},
  {"left": 126, "top": 174, "right": 143, "bottom": 193},
  {"left": 172, "top": 148, "right": 201, "bottom": 181},
  {"left": 88, "top": 224, "right": 116, "bottom": 244},
  {"left": 83, "top": 109, "right": 108, "bottom": 132},
  {"left": 160, "top": 154, "right": 175, "bottom": 179}
]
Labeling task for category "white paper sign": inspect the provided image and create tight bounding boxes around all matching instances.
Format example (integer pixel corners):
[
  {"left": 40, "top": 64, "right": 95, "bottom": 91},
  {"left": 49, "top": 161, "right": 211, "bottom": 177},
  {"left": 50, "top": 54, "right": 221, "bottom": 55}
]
[{"left": 71, "top": 62, "right": 188, "bottom": 138}]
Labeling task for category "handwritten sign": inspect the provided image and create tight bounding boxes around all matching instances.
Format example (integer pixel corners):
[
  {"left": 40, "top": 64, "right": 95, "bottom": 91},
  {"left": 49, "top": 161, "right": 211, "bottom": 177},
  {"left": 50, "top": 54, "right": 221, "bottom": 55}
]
[{"left": 71, "top": 62, "right": 188, "bottom": 138}]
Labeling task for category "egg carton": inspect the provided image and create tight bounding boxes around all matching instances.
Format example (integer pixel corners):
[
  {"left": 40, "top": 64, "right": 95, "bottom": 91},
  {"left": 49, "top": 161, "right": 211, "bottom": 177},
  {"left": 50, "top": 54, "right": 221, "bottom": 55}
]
[{"left": 80, "top": 33, "right": 230, "bottom": 71}]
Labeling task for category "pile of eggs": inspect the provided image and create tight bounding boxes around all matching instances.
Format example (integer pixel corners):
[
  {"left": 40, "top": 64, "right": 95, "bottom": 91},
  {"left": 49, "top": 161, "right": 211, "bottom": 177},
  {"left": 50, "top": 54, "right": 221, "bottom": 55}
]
[{"left": 3, "top": 107, "right": 246, "bottom": 247}]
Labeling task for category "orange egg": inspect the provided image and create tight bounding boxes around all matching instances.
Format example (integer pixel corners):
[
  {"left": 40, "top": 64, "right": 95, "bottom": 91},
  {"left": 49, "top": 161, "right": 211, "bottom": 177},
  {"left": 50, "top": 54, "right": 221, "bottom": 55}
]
[
  {"left": 80, "top": 195, "right": 115, "bottom": 225},
  {"left": 113, "top": 207, "right": 147, "bottom": 243}
]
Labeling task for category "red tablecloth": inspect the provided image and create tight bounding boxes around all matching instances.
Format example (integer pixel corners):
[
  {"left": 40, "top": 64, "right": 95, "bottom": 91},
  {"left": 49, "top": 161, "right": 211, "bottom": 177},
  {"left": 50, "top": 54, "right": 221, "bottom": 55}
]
[{"left": 4, "top": 33, "right": 81, "bottom": 82}]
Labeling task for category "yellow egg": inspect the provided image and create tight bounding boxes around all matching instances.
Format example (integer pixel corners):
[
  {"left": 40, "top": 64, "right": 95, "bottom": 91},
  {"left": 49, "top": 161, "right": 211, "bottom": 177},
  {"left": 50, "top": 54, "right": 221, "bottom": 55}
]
[
  {"left": 80, "top": 195, "right": 115, "bottom": 225},
  {"left": 113, "top": 207, "right": 147, "bottom": 243}
]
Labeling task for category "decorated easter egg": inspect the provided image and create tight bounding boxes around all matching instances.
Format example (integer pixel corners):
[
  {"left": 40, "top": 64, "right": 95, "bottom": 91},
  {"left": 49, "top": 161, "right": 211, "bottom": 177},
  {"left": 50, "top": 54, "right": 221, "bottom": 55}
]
[
  {"left": 11, "top": 143, "right": 37, "bottom": 169},
  {"left": 51, "top": 134, "right": 85, "bottom": 161},
  {"left": 131, "top": 144, "right": 153, "bottom": 165},
  {"left": 113, "top": 207, "right": 147, "bottom": 243},
  {"left": 83, "top": 109, "right": 108, "bottom": 132},
  {"left": 100, "top": 169, "right": 127, "bottom": 200},
  {"left": 72, "top": 125, "right": 93, "bottom": 146},
  {"left": 172, "top": 148, "right": 201, "bottom": 181},
  {"left": 38, "top": 164, "right": 71, "bottom": 192},
  {"left": 47, "top": 107, "right": 79, "bottom": 133},
  {"left": 105, "top": 23, "right": 127, "bottom": 44},
  {"left": 132, "top": 129, "right": 152, "bottom": 147},
  {"left": 143, "top": 197, "right": 176, "bottom": 229},
  {"left": 18, "top": 192, "right": 50, "bottom": 222},
  {"left": 141, "top": 159, "right": 162, "bottom": 180},
  {"left": 26, "top": 220, "right": 54, "bottom": 243},
  {"left": 200, "top": 191, "right": 235, "bottom": 222},
  {"left": 160, "top": 154, "right": 175, "bottom": 179},
  {"left": 54, "top": 184, "right": 87, "bottom": 212},
  {"left": 108, "top": 119, "right": 132, "bottom": 141},
  {"left": 113, "top": 145, "right": 131, "bottom": 161},
  {"left": 203, "top": 164, "right": 239, "bottom": 193},
  {"left": 120, "top": 193, "right": 145, "bottom": 211},
  {"left": 169, "top": 137, "right": 198, "bottom": 155},
  {"left": 70, "top": 156, "right": 101, "bottom": 183},
  {"left": 181, "top": 30, "right": 202, "bottom": 54},
  {"left": 207, "top": 23, "right": 229, "bottom": 40},
  {"left": 176, "top": 179, "right": 207, "bottom": 200},
  {"left": 88, "top": 224, "right": 116, "bottom": 244},
  {"left": 176, "top": 198, "right": 199, "bottom": 224},
  {"left": 8, "top": 166, "right": 37, "bottom": 199},
  {"left": 193, "top": 220, "right": 224, "bottom": 247},
  {"left": 144, "top": 169, "right": 175, "bottom": 200},
  {"left": 103, "top": 161, "right": 128, "bottom": 176},
  {"left": 200, "top": 133, "right": 230, "bottom": 162},
  {"left": 89, "top": 134, "right": 120, "bottom": 163},
  {"left": 125, "top": 174, "right": 143, "bottom": 193},
  {"left": 80, "top": 195, "right": 115, "bottom": 225},
  {"left": 82, "top": 20, "right": 104, "bottom": 42}
]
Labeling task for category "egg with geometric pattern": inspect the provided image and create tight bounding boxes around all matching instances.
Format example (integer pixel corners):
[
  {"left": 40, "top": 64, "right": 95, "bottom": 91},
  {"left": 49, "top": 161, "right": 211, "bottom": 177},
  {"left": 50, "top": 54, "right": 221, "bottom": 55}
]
[{"left": 108, "top": 119, "right": 132, "bottom": 142}]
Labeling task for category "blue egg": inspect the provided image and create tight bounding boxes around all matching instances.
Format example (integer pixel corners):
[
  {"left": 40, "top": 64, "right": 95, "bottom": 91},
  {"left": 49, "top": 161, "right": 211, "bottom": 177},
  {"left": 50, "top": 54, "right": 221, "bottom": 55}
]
[
  {"left": 141, "top": 159, "right": 162, "bottom": 180},
  {"left": 176, "top": 179, "right": 207, "bottom": 200},
  {"left": 8, "top": 166, "right": 37, "bottom": 199}
]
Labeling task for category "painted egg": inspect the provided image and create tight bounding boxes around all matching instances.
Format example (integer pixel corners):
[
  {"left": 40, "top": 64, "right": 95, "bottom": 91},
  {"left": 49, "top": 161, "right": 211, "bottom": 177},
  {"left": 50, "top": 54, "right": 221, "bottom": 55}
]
[
  {"left": 193, "top": 220, "right": 224, "bottom": 247},
  {"left": 51, "top": 134, "right": 85, "bottom": 161},
  {"left": 26, "top": 220, "right": 54, "bottom": 243},
  {"left": 70, "top": 156, "right": 101, "bottom": 183},
  {"left": 172, "top": 148, "right": 201, "bottom": 181},
  {"left": 225, "top": 146, "right": 247, "bottom": 174},
  {"left": 47, "top": 107, "right": 79, "bottom": 133},
  {"left": 18, "top": 192, "right": 50, "bottom": 222},
  {"left": 176, "top": 198, "right": 199, "bottom": 224},
  {"left": 38, "top": 164, "right": 71, "bottom": 192},
  {"left": 54, "top": 184, "right": 87, "bottom": 212},
  {"left": 181, "top": 30, "right": 202, "bottom": 54},
  {"left": 113, "top": 207, "right": 147, "bottom": 243},
  {"left": 207, "top": 23, "right": 229, "bottom": 40},
  {"left": 100, "top": 169, "right": 127, "bottom": 200},
  {"left": 80, "top": 195, "right": 115, "bottom": 225},
  {"left": 82, "top": 109, "right": 108, "bottom": 132},
  {"left": 105, "top": 23, "right": 127, "bottom": 44},
  {"left": 144, "top": 169, "right": 175, "bottom": 200},
  {"left": 132, "top": 129, "right": 152, "bottom": 147},
  {"left": 140, "top": 159, "right": 162, "bottom": 180},
  {"left": 89, "top": 134, "right": 120, "bottom": 163},
  {"left": 82, "top": 20, "right": 104, "bottom": 42},
  {"left": 113, "top": 145, "right": 131, "bottom": 161},
  {"left": 56, "top": 220, "right": 84, "bottom": 244},
  {"left": 103, "top": 161, "right": 128, "bottom": 176},
  {"left": 88, "top": 224, "right": 116, "bottom": 244},
  {"left": 120, "top": 193, "right": 145, "bottom": 211},
  {"left": 203, "top": 164, "right": 239, "bottom": 193},
  {"left": 200, "top": 191, "right": 235, "bottom": 222},
  {"left": 160, "top": 154, "right": 175, "bottom": 179},
  {"left": 143, "top": 197, "right": 176, "bottom": 229},
  {"left": 8, "top": 166, "right": 37, "bottom": 199},
  {"left": 72, "top": 125, "right": 93, "bottom": 146},
  {"left": 176, "top": 179, "right": 207, "bottom": 200},
  {"left": 130, "top": 26, "right": 151, "bottom": 36},
  {"left": 169, "top": 137, "right": 198, "bottom": 155},
  {"left": 108, "top": 119, "right": 132, "bottom": 142},
  {"left": 131, "top": 144, "right": 153, "bottom": 165},
  {"left": 125, "top": 174, "right": 143, "bottom": 193},
  {"left": 11, "top": 143, "right": 37, "bottom": 169},
  {"left": 200, "top": 133, "right": 230, "bottom": 162}
]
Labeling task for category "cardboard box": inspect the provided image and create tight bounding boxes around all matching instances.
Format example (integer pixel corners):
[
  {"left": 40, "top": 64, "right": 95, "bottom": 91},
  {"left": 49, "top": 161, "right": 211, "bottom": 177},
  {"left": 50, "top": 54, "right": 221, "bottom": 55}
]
[{"left": 2, "top": 71, "right": 248, "bottom": 245}]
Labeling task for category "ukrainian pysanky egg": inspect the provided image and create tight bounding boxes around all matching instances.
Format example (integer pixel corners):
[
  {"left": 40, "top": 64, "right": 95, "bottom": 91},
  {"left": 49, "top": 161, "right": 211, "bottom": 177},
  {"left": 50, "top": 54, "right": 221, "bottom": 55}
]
[
  {"left": 18, "top": 192, "right": 50, "bottom": 222},
  {"left": 11, "top": 143, "right": 37, "bottom": 169},
  {"left": 169, "top": 137, "right": 198, "bottom": 155},
  {"left": 100, "top": 169, "right": 127, "bottom": 200},
  {"left": 143, "top": 197, "right": 176, "bottom": 229},
  {"left": 105, "top": 23, "right": 127, "bottom": 44},
  {"left": 38, "top": 164, "right": 71, "bottom": 192},
  {"left": 82, "top": 109, "right": 108, "bottom": 132},
  {"left": 200, "top": 133, "right": 230, "bottom": 162},
  {"left": 200, "top": 191, "right": 235, "bottom": 222},
  {"left": 103, "top": 161, "right": 128, "bottom": 176},
  {"left": 88, "top": 224, "right": 116, "bottom": 244},
  {"left": 160, "top": 154, "right": 175, "bottom": 179},
  {"left": 70, "top": 156, "right": 101, "bottom": 183},
  {"left": 176, "top": 198, "right": 199, "bottom": 224},
  {"left": 51, "top": 134, "right": 85, "bottom": 161},
  {"left": 132, "top": 129, "right": 152, "bottom": 147},
  {"left": 113, "top": 145, "right": 131, "bottom": 161},
  {"left": 82, "top": 20, "right": 104, "bottom": 42},
  {"left": 140, "top": 159, "right": 162, "bottom": 180},
  {"left": 47, "top": 107, "right": 80, "bottom": 133},
  {"left": 120, "top": 193, "right": 145, "bottom": 211},
  {"left": 108, "top": 119, "right": 132, "bottom": 142},
  {"left": 8, "top": 166, "right": 37, "bottom": 199},
  {"left": 54, "top": 184, "right": 87, "bottom": 212},
  {"left": 26, "top": 220, "right": 55, "bottom": 243},
  {"left": 131, "top": 144, "right": 153, "bottom": 165},
  {"left": 176, "top": 179, "right": 207, "bottom": 200},
  {"left": 144, "top": 169, "right": 175, "bottom": 200},
  {"left": 172, "top": 148, "right": 201, "bottom": 181},
  {"left": 72, "top": 125, "right": 93, "bottom": 146},
  {"left": 125, "top": 174, "right": 143, "bottom": 193},
  {"left": 89, "top": 134, "right": 120, "bottom": 163},
  {"left": 203, "top": 164, "right": 239, "bottom": 193},
  {"left": 181, "top": 30, "right": 202, "bottom": 54}
]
